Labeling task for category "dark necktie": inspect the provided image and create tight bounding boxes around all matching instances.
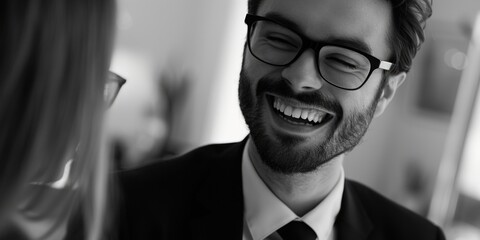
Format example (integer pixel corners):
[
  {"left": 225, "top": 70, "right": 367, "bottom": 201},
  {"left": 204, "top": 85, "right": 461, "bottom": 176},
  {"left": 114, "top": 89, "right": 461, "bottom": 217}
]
[{"left": 277, "top": 221, "right": 317, "bottom": 240}]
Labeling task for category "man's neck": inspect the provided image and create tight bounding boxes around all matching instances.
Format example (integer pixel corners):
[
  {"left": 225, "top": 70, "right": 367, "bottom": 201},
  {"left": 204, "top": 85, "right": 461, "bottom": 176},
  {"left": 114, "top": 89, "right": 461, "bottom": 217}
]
[{"left": 247, "top": 140, "right": 344, "bottom": 217}]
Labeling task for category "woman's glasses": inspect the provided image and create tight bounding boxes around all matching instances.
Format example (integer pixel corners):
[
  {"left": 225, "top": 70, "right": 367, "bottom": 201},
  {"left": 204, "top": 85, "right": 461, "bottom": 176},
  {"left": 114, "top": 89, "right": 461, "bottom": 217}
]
[{"left": 104, "top": 71, "right": 126, "bottom": 107}]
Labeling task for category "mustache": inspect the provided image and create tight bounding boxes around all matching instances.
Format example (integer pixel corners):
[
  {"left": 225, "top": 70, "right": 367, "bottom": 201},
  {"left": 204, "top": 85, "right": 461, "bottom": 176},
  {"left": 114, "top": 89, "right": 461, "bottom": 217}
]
[{"left": 256, "top": 76, "right": 343, "bottom": 116}]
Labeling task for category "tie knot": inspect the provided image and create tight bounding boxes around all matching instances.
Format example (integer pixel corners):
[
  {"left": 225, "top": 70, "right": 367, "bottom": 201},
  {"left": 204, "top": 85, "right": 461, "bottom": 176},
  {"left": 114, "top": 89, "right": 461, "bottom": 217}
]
[{"left": 277, "top": 221, "right": 317, "bottom": 240}]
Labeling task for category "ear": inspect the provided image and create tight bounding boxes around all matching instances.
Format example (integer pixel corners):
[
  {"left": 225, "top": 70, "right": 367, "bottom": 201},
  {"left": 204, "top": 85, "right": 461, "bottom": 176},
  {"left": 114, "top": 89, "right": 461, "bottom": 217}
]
[{"left": 373, "top": 72, "right": 406, "bottom": 117}]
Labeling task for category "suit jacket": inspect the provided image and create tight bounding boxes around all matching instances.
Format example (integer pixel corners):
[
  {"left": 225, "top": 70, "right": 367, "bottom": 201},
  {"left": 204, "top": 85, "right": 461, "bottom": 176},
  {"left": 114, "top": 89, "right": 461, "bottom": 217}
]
[{"left": 117, "top": 139, "right": 446, "bottom": 240}]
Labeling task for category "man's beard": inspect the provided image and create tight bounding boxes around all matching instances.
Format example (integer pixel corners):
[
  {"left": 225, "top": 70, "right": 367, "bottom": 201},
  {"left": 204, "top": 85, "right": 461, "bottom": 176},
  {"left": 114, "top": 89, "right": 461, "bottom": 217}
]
[{"left": 238, "top": 68, "right": 382, "bottom": 174}]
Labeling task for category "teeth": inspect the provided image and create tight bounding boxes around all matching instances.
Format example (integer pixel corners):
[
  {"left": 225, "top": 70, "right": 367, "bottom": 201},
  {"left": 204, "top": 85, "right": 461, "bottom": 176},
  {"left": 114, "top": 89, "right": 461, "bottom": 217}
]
[
  {"left": 284, "top": 106, "right": 293, "bottom": 116},
  {"left": 273, "top": 97, "right": 329, "bottom": 124},
  {"left": 292, "top": 108, "right": 302, "bottom": 118},
  {"left": 317, "top": 115, "right": 323, "bottom": 123},
  {"left": 301, "top": 110, "right": 309, "bottom": 119}
]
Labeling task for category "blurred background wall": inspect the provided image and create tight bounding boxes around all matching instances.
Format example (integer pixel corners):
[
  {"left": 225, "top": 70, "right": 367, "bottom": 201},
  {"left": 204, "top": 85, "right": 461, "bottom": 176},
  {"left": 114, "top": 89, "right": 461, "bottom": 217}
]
[
  {"left": 107, "top": 0, "right": 245, "bottom": 167},
  {"left": 106, "top": 0, "right": 480, "bottom": 238}
]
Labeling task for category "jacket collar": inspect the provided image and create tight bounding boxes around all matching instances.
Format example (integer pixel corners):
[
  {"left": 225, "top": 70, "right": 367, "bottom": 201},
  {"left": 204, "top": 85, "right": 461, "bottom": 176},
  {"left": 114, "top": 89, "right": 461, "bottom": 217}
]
[
  {"left": 335, "top": 180, "right": 374, "bottom": 240},
  {"left": 188, "top": 138, "right": 374, "bottom": 240},
  {"left": 189, "top": 138, "right": 247, "bottom": 240}
]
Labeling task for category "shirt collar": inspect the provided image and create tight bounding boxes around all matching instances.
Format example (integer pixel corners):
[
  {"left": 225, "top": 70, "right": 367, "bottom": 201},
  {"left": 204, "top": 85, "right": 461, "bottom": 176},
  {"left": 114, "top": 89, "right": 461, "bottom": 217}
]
[{"left": 242, "top": 138, "right": 345, "bottom": 240}]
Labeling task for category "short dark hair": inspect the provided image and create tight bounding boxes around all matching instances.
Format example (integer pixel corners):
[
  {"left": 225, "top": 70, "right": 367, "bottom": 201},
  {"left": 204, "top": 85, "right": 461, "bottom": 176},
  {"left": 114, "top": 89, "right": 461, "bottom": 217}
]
[{"left": 247, "top": 0, "right": 433, "bottom": 75}]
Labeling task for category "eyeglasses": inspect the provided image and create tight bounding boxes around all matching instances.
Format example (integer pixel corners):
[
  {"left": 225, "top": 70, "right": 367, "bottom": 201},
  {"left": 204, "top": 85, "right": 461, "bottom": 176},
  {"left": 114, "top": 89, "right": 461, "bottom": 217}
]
[
  {"left": 104, "top": 71, "right": 126, "bottom": 107},
  {"left": 244, "top": 14, "right": 393, "bottom": 90}
]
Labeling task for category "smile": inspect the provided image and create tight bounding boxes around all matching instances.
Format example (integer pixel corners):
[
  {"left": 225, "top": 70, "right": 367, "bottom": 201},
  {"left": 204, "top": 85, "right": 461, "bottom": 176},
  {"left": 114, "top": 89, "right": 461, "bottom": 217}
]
[{"left": 266, "top": 94, "right": 334, "bottom": 130}]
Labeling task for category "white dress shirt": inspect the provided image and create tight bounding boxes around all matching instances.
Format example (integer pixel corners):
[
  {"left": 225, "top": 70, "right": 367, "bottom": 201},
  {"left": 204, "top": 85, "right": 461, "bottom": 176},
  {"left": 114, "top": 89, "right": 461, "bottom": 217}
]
[{"left": 242, "top": 139, "right": 345, "bottom": 240}]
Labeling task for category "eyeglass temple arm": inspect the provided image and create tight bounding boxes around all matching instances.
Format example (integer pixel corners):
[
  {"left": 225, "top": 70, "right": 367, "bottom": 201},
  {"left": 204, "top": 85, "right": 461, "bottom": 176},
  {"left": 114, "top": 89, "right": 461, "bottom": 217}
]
[{"left": 379, "top": 61, "right": 393, "bottom": 70}]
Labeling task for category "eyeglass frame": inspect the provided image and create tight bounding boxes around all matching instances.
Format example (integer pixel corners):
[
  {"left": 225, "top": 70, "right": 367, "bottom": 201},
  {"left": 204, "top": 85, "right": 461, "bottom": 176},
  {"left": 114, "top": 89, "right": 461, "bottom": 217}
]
[
  {"left": 105, "top": 71, "right": 126, "bottom": 107},
  {"left": 244, "top": 14, "right": 394, "bottom": 91}
]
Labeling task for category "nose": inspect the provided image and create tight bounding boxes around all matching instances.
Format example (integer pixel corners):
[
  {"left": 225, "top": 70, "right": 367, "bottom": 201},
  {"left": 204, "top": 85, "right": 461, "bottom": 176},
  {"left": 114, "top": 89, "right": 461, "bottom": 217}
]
[{"left": 281, "top": 49, "right": 323, "bottom": 93}]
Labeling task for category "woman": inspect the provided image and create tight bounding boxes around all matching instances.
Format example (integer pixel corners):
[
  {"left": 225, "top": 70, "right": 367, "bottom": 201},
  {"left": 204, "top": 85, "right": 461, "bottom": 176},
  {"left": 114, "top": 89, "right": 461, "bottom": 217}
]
[{"left": 0, "top": 0, "right": 120, "bottom": 239}]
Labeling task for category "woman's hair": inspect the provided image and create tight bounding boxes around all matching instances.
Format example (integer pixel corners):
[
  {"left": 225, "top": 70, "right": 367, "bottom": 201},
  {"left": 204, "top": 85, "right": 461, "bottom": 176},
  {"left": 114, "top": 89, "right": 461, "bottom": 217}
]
[
  {"left": 0, "top": 0, "right": 115, "bottom": 239},
  {"left": 247, "top": 0, "right": 433, "bottom": 75}
]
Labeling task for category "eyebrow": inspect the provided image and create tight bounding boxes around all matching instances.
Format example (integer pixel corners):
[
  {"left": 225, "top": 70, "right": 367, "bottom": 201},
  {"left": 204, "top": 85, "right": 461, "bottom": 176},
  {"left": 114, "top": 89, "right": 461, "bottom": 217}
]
[
  {"left": 264, "top": 12, "right": 303, "bottom": 33},
  {"left": 323, "top": 37, "right": 373, "bottom": 55},
  {"left": 263, "top": 12, "right": 373, "bottom": 55}
]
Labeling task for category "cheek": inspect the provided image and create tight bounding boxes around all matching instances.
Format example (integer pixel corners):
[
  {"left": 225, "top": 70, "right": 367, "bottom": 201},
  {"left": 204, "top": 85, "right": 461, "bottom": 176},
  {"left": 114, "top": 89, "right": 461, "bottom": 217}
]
[
  {"left": 331, "top": 87, "right": 376, "bottom": 116},
  {"left": 242, "top": 65, "right": 259, "bottom": 99},
  {"left": 351, "top": 72, "right": 385, "bottom": 107},
  {"left": 243, "top": 50, "right": 281, "bottom": 79},
  {"left": 243, "top": 54, "right": 279, "bottom": 93}
]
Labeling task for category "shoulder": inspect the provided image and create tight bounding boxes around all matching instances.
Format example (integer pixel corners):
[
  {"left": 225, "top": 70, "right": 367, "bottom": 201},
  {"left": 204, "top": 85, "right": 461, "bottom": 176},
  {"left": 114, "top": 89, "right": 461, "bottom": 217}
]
[
  {"left": 345, "top": 179, "right": 427, "bottom": 222},
  {"left": 114, "top": 141, "right": 246, "bottom": 238},
  {"left": 118, "top": 141, "right": 244, "bottom": 197},
  {"left": 345, "top": 180, "right": 445, "bottom": 239},
  {"left": 120, "top": 141, "right": 242, "bottom": 178}
]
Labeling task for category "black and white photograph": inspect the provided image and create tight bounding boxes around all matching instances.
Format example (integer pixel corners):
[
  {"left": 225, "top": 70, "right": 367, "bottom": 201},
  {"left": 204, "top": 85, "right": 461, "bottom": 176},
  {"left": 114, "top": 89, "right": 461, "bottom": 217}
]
[{"left": 1, "top": 0, "right": 480, "bottom": 239}]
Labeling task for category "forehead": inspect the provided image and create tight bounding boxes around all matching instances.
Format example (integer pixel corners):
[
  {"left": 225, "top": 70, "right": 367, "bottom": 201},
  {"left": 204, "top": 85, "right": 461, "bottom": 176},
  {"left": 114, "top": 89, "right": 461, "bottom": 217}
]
[{"left": 257, "top": 0, "right": 392, "bottom": 58}]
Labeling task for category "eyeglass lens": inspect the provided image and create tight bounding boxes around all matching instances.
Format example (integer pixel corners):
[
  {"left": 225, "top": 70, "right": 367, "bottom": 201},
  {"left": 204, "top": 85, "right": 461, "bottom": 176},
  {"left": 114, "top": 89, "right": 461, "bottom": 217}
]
[{"left": 248, "top": 20, "right": 373, "bottom": 89}]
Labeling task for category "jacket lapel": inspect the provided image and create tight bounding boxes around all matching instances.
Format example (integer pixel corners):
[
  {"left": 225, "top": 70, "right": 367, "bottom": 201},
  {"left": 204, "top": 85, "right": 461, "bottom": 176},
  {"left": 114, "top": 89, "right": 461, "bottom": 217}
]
[
  {"left": 189, "top": 139, "right": 248, "bottom": 240},
  {"left": 335, "top": 180, "right": 373, "bottom": 240}
]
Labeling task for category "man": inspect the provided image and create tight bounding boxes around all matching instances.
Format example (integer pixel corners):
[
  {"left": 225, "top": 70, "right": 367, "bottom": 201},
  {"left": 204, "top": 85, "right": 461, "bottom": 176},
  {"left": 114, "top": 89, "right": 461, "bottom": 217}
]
[{"left": 118, "top": 0, "right": 445, "bottom": 239}]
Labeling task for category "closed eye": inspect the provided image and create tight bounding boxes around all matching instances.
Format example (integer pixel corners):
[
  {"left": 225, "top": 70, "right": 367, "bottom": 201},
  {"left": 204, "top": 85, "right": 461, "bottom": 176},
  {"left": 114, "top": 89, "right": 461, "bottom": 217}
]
[
  {"left": 265, "top": 34, "right": 300, "bottom": 50},
  {"left": 326, "top": 56, "right": 358, "bottom": 70}
]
